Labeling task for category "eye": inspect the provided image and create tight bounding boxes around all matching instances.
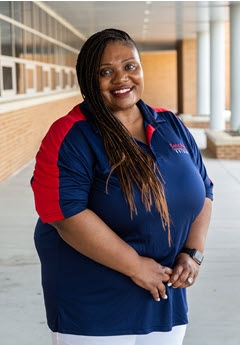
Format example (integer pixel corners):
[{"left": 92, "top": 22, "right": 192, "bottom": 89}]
[
  {"left": 99, "top": 68, "right": 112, "bottom": 77},
  {"left": 125, "top": 63, "right": 137, "bottom": 71}
]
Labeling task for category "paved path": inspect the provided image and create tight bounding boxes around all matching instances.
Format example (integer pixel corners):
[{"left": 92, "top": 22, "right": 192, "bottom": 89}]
[{"left": 0, "top": 130, "right": 240, "bottom": 345}]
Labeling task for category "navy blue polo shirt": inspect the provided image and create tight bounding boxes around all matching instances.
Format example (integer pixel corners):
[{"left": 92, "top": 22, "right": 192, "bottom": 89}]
[{"left": 31, "top": 100, "right": 213, "bottom": 336}]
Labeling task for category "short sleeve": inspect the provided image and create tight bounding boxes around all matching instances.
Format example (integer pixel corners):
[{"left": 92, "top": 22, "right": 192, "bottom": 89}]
[
  {"left": 176, "top": 118, "right": 214, "bottom": 201},
  {"left": 31, "top": 106, "right": 95, "bottom": 223}
]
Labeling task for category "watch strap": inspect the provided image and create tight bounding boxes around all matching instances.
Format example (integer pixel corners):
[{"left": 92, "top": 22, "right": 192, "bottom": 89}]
[{"left": 180, "top": 247, "right": 204, "bottom": 265}]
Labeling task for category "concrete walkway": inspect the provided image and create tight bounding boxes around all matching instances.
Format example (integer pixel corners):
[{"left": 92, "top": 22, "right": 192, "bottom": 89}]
[{"left": 0, "top": 130, "right": 240, "bottom": 345}]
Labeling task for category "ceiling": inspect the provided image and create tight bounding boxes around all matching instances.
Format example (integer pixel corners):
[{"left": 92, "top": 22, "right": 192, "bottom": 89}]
[{"left": 41, "top": 1, "right": 230, "bottom": 50}]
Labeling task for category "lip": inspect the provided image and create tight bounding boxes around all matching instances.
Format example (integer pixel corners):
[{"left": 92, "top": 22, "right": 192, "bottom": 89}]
[{"left": 111, "top": 86, "right": 133, "bottom": 97}]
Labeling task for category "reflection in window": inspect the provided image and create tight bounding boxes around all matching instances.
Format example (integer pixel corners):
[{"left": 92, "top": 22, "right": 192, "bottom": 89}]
[
  {"left": 23, "top": 1, "right": 33, "bottom": 28},
  {"left": 55, "top": 71, "right": 60, "bottom": 89},
  {"left": 27, "top": 68, "right": 34, "bottom": 89},
  {"left": 25, "top": 31, "right": 34, "bottom": 60},
  {"left": 1, "top": 20, "right": 13, "bottom": 56},
  {"left": 3, "top": 66, "right": 13, "bottom": 90},
  {"left": 63, "top": 70, "right": 68, "bottom": 89},
  {"left": 16, "top": 63, "right": 25, "bottom": 94},
  {"left": 0, "top": 1, "right": 11, "bottom": 16},
  {"left": 15, "top": 27, "right": 24, "bottom": 59},
  {"left": 13, "top": 1, "right": 23, "bottom": 22},
  {"left": 44, "top": 70, "right": 49, "bottom": 88},
  {"left": 36, "top": 66, "right": 43, "bottom": 92}
]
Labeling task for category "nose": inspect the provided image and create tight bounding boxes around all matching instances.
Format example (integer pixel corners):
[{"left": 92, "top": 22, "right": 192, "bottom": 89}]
[{"left": 112, "top": 69, "right": 128, "bottom": 84}]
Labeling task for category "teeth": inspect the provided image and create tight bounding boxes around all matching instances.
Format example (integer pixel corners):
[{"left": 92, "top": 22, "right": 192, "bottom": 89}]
[{"left": 113, "top": 88, "right": 130, "bottom": 94}]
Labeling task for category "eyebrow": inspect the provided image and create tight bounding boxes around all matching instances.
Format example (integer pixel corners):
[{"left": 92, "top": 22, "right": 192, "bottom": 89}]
[{"left": 100, "top": 57, "right": 136, "bottom": 67}]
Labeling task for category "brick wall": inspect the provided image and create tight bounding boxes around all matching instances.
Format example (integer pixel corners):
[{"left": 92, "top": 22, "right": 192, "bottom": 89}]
[
  {"left": 177, "top": 39, "right": 197, "bottom": 115},
  {"left": 207, "top": 137, "right": 240, "bottom": 159},
  {"left": 0, "top": 94, "right": 82, "bottom": 182},
  {"left": 141, "top": 51, "right": 177, "bottom": 112}
]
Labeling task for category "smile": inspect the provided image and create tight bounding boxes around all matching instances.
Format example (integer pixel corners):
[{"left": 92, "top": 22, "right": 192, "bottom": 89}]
[{"left": 112, "top": 87, "right": 132, "bottom": 96}]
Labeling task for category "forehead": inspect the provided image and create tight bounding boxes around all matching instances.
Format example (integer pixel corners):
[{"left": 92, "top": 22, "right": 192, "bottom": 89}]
[{"left": 101, "top": 41, "right": 140, "bottom": 63}]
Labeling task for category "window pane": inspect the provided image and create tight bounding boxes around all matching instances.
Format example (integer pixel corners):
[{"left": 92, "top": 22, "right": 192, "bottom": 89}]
[
  {"left": 0, "top": 2, "right": 11, "bottom": 16},
  {"left": 13, "top": 2, "right": 23, "bottom": 22},
  {"left": 16, "top": 63, "right": 25, "bottom": 94},
  {"left": 1, "top": 20, "right": 13, "bottom": 56},
  {"left": 15, "top": 27, "right": 24, "bottom": 58},
  {"left": 3, "top": 66, "right": 13, "bottom": 90},
  {"left": 51, "top": 68, "right": 56, "bottom": 90},
  {"left": 32, "top": 3, "right": 40, "bottom": 31},
  {"left": 35, "top": 35, "right": 42, "bottom": 62},
  {"left": 27, "top": 69, "right": 34, "bottom": 89},
  {"left": 44, "top": 70, "right": 49, "bottom": 88},
  {"left": 36, "top": 66, "right": 43, "bottom": 92},
  {"left": 23, "top": 2, "right": 33, "bottom": 27},
  {"left": 63, "top": 70, "right": 68, "bottom": 88},
  {"left": 25, "top": 31, "right": 33, "bottom": 60}
]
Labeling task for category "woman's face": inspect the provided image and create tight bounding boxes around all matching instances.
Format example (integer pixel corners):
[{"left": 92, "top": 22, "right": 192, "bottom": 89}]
[{"left": 99, "top": 41, "right": 144, "bottom": 114}]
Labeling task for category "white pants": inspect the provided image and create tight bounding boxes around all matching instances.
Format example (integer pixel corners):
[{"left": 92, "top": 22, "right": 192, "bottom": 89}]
[{"left": 51, "top": 325, "right": 186, "bottom": 345}]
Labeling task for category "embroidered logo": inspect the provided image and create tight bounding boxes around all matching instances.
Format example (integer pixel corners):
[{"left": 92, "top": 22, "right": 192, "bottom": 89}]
[{"left": 170, "top": 143, "right": 189, "bottom": 154}]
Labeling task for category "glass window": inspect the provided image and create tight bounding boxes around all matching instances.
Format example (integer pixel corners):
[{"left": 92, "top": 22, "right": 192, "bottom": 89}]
[
  {"left": 13, "top": 2, "right": 23, "bottom": 23},
  {"left": 36, "top": 65, "right": 43, "bottom": 92},
  {"left": 1, "top": 20, "right": 13, "bottom": 56},
  {"left": 41, "top": 10, "right": 47, "bottom": 35},
  {"left": 62, "top": 70, "right": 68, "bottom": 89},
  {"left": 0, "top": 1, "right": 11, "bottom": 16},
  {"left": 27, "top": 69, "right": 34, "bottom": 89},
  {"left": 25, "top": 31, "right": 33, "bottom": 60},
  {"left": 15, "top": 26, "right": 24, "bottom": 58},
  {"left": 42, "top": 39, "right": 49, "bottom": 63},
  {"left": 35, "top": 36, "right": 43, "bottom": 62},
  {"left": 23, "top": 2, "right": 33, "bottom": 28},
  {"left": 16, "top": 62, "right": 26, "bottom": 94},
  {"left": 3, "top": 66, "right": 13, "bottom": 90},
  {"left": 32, "top": 3, "right": 40, "bottom": 31},
  {"left": 44, "top": 70, "right": 49, "bottom": 88}
]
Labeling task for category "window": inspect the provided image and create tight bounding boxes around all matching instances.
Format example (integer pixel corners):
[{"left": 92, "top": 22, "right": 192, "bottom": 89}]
[
  {"left": 26, "top": 64, "right": 36, "bottom": 93},
  {"left": 0, "top": 60, "right": 15, "bottom": 96},
  {"left": 0, "top": 1, "right": 79, "bottom": 102}
]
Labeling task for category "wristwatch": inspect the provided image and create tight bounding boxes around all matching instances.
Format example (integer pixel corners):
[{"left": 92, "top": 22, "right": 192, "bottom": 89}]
[{"left": 180, "top": 248, "right": 204, "bottom": 265}]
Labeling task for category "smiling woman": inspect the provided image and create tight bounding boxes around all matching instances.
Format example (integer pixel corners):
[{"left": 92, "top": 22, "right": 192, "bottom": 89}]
[
  {"left": 31, "top": 28, "right": 213, "bottom": 345},
  {"left": 99, "top": 42, "right": 144, "bottom": 115}
]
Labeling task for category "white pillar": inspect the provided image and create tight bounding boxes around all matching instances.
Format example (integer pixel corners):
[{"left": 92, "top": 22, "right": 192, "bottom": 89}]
[
  {"left": 210, "top": 20, "right": 226, "bottom": 130},
  {"left": 197, "top": 31, "right": 210, "bottom": 116},
  {"left": 230, "top": 2, "right": 240, "bottom": 130}
]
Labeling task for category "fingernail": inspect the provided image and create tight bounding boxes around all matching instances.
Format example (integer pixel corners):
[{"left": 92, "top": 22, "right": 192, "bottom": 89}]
[
  {"left": 167, "top": 282, "right": 172, "bottom": 287},
  {"left": 164, "top": 294, "right": 168, "bottom": 299},
  {"left": 157, "top": 298, "right": 160, "bottom": 302}
]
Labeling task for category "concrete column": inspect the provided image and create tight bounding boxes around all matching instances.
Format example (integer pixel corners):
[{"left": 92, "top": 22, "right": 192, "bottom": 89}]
[
  {"left": 197, "top": 31, "right": 210, "bottom": 116},
  {"left": 210, "top": 20, "right": 226, "bottom": 130},
  {"left": 230, "top": 2, "right": 240, "bottom": 130}
]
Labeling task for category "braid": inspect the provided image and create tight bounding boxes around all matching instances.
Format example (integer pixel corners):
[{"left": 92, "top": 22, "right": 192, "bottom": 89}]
[{"left": 76, "top": 29, "right": 171, "bottom": 245}]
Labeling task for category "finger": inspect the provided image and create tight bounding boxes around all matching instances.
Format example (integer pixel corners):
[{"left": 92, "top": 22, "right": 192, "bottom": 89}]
[
  {"left": 168, "top": 266, "right": 184, "bottom": 286},
  {"left": 150, "top": 288, "right": 161, "bottom": 302},
  {"left": 157, "top": 284, "right": 168, "bottom": 300},
  {"left": 162, "top": 266, "right": 173, "bottom": 275}
]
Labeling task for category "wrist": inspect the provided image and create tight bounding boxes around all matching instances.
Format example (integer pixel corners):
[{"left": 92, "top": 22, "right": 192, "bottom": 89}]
[{"left": 180, "top": 247, "right": 204, "bottom": 265}]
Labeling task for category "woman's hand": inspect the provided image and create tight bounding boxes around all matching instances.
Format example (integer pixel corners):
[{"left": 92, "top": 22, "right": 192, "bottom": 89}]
[
  {"left": 167, "top": 253, "right": 200, "bottom": 288},
  {"left": 130, "top": 256, "right": 172, "bottom": 302}
]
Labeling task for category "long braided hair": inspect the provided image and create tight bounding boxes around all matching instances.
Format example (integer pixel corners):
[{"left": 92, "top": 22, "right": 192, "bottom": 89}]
[{"left": 76, "top": 28, "right": 171, "bottom": 245}]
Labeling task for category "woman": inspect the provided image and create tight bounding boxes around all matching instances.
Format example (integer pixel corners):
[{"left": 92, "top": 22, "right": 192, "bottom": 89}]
[{"left": 31, "top": 28, "right": 213, "bottom": 345}]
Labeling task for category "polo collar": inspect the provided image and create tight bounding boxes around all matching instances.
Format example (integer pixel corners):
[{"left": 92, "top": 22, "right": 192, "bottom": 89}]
[{"left": 79, "top": 99, "right": 166, "bottom": 134}]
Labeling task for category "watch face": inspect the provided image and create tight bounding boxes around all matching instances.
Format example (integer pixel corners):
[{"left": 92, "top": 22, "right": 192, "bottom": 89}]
[{"left": 194, "top": 250, "right": 204, "bottom": 263}]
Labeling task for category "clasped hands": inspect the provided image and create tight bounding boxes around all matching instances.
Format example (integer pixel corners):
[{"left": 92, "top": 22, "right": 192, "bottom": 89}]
[{"left": 130, "top": 254, "right": 200, "bottom": 302}]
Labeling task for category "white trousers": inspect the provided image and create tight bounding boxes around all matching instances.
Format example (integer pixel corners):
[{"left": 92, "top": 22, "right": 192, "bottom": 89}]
[{"left": 51, "top": 325, "right": 186, "bottom": 345}]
